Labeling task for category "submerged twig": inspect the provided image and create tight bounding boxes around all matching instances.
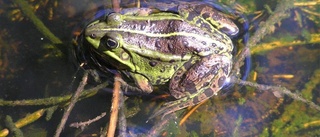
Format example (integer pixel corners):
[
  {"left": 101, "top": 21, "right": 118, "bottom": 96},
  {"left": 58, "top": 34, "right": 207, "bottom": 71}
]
[
  {"left": 0, "top": 109, "right": 45, "bottom": 136},
  {"left": 232, "top": 77, "right": 320, "bottom": 111},
  {"left": 248, "top": 0, "right": 294, "bottom": 48},
  {"left": 106, "top": 74, "right": 122, "bottom": 137},
  {"left": 233, "top": 0, "right": 294, "bottom": 75},
  {"left": 118, "top": 84, "right": 127, "bottom": 137},
  {"left": 4, "top": 116, "right": 23, "bottom": 137},
  {"left": 69, "top": 112, "right": 107, "bottom": 130},
  {"left": 0, "top": 82, "right": 109, "bottom": 106},
  {"left": 45, "top": 106, "right": 59, "bottom": 121},
  {"left": 55, "top": 72, "right": 88, "bottom": 137},
  {"left": 250, "top": 34, "right": 320, "bottom": 54},
  {"left": 294, "top": 1, "right": 320, "bottom": 6}
]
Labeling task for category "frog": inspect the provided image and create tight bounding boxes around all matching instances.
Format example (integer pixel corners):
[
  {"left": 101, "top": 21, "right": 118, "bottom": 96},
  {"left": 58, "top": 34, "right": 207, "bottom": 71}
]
[{"left": 82, "top": 1, "right": 239, "bottom": 118}]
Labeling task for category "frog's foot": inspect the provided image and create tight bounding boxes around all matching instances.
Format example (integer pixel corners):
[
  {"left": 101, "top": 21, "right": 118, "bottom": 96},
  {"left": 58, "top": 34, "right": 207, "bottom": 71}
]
[
  {"left": 149, "top": 88, "right": 214, "bottom": 120},
  {"left": 148, "top": 96, "right": 192, "bottom": 120}
]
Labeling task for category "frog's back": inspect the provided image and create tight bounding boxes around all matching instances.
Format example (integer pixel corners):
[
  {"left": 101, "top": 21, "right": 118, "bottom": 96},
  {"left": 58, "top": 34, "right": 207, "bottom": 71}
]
[{"left": 117, "top": 15, "right": 233, "bottom": 57}]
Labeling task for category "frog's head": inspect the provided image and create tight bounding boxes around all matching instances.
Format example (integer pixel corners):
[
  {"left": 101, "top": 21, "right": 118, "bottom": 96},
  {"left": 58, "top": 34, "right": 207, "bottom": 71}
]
[
  {"left": 85, "top": 12, "right": 123, "bottom": 42},
  {"left": 84, "top": 13, "right": 136, "bottom": 72}
]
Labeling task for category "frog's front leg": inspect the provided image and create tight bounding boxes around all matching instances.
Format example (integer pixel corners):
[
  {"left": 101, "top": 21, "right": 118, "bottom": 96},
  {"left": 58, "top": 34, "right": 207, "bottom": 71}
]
[{"left": 130, "top": 73, "right": 153, "bottom": 94}]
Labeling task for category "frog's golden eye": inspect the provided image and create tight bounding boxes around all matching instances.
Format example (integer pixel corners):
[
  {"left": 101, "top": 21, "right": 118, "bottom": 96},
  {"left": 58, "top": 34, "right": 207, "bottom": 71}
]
[
  {"left": 101, "top": 36, "right": 119, "bottom": 49},
  {"left": 107, "top": 38, "right": 118, "bottom": 49}
]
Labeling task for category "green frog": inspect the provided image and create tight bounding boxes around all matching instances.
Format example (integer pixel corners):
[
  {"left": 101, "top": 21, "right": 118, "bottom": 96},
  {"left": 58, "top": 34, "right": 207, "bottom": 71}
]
[{"left": 83, "top": 2, "right": 239, "bottom": 118}]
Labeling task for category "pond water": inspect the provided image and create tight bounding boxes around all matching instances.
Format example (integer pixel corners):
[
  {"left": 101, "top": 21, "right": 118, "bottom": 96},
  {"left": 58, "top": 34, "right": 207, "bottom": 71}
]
[{"left": 0, "top": 0, "right": 319, "bottom": 136}]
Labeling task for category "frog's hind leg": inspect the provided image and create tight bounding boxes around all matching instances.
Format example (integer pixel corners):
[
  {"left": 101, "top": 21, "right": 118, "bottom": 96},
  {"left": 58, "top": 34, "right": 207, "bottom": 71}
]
[
  {"left": 169, "top": 55, "right": 230, "bottom": 99},
  {"left": 149, "top": 55, "right": 231, "bottom": 119}
]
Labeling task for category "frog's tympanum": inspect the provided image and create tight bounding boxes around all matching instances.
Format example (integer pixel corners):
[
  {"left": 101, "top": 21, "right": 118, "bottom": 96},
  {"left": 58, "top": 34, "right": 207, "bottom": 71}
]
[{"left": 81, "top": 2, "right": 239, "bottom": 118}]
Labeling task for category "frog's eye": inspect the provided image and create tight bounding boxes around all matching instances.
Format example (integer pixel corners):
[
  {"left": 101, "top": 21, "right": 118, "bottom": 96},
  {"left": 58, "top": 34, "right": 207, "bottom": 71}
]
[
  {"left": 100, "top": 35, "right": 119, "bottom": 49},
  {"left": 106, "top": 38, "right": 118, "bottom": 49}
]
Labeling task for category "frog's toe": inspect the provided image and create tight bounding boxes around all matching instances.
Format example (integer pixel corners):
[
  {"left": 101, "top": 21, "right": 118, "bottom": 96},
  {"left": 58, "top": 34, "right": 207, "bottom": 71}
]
[
  {"left": 148, "top": 97, "right": 194, "bottom": 120},
  {"left": 148, "top": 104, "right": 180, "bottom": 120}
]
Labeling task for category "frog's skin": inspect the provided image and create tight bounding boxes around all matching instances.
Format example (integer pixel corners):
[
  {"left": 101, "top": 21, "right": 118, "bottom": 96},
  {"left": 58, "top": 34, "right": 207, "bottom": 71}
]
[{"left": 84, "top": 2, "right": 238, "bottom": 118}]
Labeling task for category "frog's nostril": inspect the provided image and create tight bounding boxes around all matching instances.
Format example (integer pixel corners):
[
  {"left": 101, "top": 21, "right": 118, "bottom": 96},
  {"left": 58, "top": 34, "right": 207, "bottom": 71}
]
[{"left": 90, "top": 34, "right": 96, "bottom": 39}]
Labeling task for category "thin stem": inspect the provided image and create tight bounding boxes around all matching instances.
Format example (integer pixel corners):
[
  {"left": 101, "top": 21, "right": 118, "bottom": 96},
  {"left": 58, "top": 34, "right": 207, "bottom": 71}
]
[
  {"left": 232, "top": 0, "right": 294, "bottom": 76},
  {"left": 0, "top": 109, "right": 45, "bottom": 136},
  {"left": 54, "top": 72, "right": 88, "bottom": 137},
  {"left": 233, "top": 77, "right": 320, "bottom": 111},
  {"left": 0, "top": 82, "right": 109, "bottom": 106}
]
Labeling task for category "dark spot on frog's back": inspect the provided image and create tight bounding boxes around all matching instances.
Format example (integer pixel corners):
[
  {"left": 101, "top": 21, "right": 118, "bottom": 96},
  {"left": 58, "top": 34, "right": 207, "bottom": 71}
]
[
  {"left": 222, "top": 65, "right": 230, "bottom": 74},
  {"left": 191, "top": 28, "right": 198, "bottom": 33},
  {"left": 160, "top": 67, "right": 165, "bottom": 73},
  {"left": 167, "top": 43, "right": 173, "bottom": 50},
  {"left": 173, "top": 76, "right": 180, "bottom": 81},
  {"left": 169, "top": 21, "right": 178, "bottom": 28},
  {"left": 181, "top": 52, "right": 187, "bottom": 58},
  {"left": 195, "top": 19, "right": 202, "bottom": 26},
  {"left": 185, "top": 81, "right": 197, "bottom": 93},
  {"left": 155, "top": 40, "right": 161, "bottom": 48},
  {"left": 218, "top": 76, "right": 226, "bottom": 87},
  {"left": 201, "top": 12, "right": 210, "bottom": 19},
  {"left": 202, "top": 82, "right": 210, "bottom": 87},
  {"left": 205, "top": 48, "right": 210, "bottom": 52},
  {"left": 169, "top": 59, "right": 175, "bottom": 63},
  {"left": 201, "top": 23, "right": 212, "bottom": 31},
  {"left": 194, "top": 4, "right": 207, "bottom": 13},
  {"left": 204, "top": 88, "right": 214, "bottom": 97},
  {"left": 140, "top": 22, "right": 146, "bottom": 30},
  {"left": 149, "top": 61, "right": 157, "bottom": 67},
  {"left": 132, "top": 24, "right": 136, "bottom": 29},
  {"left": 187, "top": 13, "right": 197, "bottom": 21}
]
